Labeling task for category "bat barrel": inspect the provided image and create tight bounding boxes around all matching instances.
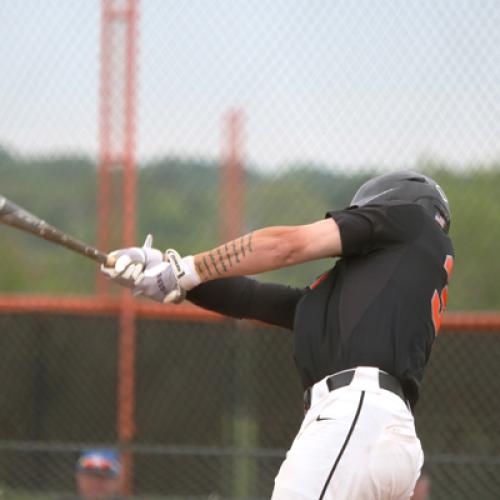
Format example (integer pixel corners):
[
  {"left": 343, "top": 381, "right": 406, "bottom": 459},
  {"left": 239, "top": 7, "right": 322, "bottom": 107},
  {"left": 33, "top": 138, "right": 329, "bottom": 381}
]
[{"left": 0, "top": 194, "right": 109, "bottom": 265}]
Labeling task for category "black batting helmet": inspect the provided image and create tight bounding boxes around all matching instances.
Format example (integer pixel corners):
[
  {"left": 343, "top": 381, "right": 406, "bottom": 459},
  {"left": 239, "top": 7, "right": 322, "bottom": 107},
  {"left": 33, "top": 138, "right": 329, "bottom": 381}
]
[{"left": 350, "top": 170, "right": 451, "bottom": 233}]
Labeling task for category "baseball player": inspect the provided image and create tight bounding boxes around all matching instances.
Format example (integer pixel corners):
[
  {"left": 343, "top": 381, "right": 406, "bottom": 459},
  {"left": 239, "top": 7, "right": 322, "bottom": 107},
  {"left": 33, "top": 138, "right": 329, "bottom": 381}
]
[{"left": 102, "top": 170, "right": 454, "bottom": 500}]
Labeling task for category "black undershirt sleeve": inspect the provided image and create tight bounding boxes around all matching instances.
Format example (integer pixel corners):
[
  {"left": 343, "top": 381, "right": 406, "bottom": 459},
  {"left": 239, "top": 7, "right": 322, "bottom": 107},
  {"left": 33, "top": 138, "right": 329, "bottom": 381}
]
[
  {"left": 186, "top": 277, "right": 307, "bottom": 330},
  {"left": 327, "top": 203, "right": 425, "bottom": 256}
]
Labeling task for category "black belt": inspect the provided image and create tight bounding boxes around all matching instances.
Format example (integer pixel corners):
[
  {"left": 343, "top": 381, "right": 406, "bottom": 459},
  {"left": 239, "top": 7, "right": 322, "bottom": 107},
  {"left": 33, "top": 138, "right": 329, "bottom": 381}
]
[{"left": 304, "top": 369, "right": 406, "bottom": 411}]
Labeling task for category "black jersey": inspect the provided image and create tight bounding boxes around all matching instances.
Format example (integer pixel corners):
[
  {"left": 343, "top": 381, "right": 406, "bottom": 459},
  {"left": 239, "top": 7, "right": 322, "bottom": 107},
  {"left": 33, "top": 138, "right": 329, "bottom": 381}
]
[{"left": 293, "top": 202, "right": 454, "bottom": 408}]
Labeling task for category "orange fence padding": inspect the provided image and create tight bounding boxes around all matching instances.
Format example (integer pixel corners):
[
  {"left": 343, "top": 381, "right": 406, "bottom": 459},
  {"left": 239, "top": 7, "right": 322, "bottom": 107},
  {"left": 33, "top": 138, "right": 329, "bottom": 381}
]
[{"left": 0, "top": 295, "right": 499, "bottom": 331}]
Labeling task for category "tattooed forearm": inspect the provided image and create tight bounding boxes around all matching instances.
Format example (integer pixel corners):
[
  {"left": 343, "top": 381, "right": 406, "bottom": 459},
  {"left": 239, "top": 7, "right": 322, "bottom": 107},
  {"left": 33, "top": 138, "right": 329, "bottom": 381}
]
[
  {"left": 224, "top": 243, "right": 233, "bottom": 267},
  {"left": 237, "top": 232, "right": 254, "bottom": 259},
  {"left": 217, "top": 248, "right": 228, "bottom": 273},
  {"left": 246, "top": 232, "right": 253, "bottom": 252},
  {"left": 198, "top": 232, "right": 256, "bottom": 279},
  {"left": 209, "top": 252, "right": 222, "bottom": 276},
  {"left": 232, "top": 241, "right": 240, "bottom": 263},
  {"left": 202, "top": 256, "right": 212, "bottom": 277},
  {"left": 240, "top": 236, "right": 246, "bottom": 257}
]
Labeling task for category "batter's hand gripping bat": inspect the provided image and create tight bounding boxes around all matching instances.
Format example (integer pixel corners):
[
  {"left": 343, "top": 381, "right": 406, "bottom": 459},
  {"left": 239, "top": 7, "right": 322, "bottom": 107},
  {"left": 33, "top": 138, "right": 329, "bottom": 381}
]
[{"left": 0, "top": 194, "right": 114, "bottom": 266}]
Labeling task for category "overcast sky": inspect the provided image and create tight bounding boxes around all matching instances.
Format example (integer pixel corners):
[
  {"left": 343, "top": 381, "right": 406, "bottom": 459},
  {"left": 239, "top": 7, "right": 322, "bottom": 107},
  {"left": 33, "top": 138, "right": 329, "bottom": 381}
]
[{"left": 1, "top": 0, "right": 499, "bottom": 170}]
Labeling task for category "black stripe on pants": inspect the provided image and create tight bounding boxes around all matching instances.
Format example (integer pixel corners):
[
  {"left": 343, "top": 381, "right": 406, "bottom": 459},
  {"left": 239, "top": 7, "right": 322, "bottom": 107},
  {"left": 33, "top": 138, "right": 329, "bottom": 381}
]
[{"left": 318, "top": 390, "right": 366, "bottom": 500}]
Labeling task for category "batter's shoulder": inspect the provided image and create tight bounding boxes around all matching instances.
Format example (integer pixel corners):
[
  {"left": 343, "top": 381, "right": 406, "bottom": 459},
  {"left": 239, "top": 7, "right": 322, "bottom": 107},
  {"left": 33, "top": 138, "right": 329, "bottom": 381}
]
[{"left": 327, "top": 202, "right": 426, "bottom": 256}]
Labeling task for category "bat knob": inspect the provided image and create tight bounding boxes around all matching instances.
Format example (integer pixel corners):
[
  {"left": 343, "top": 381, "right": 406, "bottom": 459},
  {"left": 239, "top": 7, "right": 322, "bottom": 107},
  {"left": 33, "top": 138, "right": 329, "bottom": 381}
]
[{"left": 105, "top": 254, "right": 117, "bottom": 267}]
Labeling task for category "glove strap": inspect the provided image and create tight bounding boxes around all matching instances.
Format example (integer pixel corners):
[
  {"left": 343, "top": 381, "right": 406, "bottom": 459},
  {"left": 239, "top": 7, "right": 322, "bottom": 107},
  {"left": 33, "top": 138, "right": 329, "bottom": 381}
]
[{"left": 165, "top": 249, "right": 201, "bottom": 291}]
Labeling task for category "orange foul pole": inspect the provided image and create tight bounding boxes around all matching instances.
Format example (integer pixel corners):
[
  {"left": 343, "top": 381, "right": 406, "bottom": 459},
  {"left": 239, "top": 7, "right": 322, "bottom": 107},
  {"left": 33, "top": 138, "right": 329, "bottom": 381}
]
[{"left": 98, "top": 0, "right": 139, "bottom": 495}]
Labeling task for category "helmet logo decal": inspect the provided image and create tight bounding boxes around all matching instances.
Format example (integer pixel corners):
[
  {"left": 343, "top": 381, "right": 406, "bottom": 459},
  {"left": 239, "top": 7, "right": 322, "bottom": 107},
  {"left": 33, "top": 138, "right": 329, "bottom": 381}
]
[
  {"left": 435, "top": 184, "right": 448, "bottom": 203},
  {"left": 357, "top": 187, "right": 396, "bottom": 205}
]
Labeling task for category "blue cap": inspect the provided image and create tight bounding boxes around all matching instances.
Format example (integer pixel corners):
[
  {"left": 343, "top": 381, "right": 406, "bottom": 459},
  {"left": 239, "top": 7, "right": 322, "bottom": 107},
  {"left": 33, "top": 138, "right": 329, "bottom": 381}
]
[{"left": 77, "top": 449, "right": 121, "bottom": 477}]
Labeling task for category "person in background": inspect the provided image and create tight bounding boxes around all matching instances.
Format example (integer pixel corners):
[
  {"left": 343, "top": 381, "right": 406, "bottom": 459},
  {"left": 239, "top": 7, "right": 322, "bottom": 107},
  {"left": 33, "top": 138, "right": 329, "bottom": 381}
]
[{"left": 75, "top": 449, "right": 122, "bottom": 500}]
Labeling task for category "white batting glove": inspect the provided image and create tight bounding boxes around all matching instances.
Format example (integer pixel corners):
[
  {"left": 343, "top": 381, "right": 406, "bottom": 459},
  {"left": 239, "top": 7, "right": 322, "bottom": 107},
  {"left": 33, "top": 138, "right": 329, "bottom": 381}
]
[
  {"left": 165, "top": 249, "right": 201, "bottom": 294},
  {"left": 131, "top": 261, "right": 182, "bottom": 303},
  {"left": 100, "top": 234, "right": 165, "bottom": 288},
  {"left": 132, "top": 248, "right": 201, "bottom": 303}
]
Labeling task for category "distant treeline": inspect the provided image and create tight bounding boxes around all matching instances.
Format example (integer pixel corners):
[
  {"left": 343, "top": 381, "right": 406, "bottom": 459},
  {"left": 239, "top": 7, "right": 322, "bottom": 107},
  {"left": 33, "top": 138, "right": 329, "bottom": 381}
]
[{"left": 1, "top": 146, "right": 499, "bottom": 310}]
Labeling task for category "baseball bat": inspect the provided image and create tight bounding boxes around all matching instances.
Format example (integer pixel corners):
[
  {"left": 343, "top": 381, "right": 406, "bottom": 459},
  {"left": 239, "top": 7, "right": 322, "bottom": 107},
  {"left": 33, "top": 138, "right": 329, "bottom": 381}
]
[{"left": 0, "top": 194, "right": 113, "bottom": 266}]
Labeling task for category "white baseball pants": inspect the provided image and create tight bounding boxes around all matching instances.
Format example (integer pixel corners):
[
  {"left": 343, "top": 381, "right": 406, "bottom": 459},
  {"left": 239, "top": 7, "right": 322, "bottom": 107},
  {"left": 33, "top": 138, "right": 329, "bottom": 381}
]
[{"left": 271, "top": 367, "right": 424, "bottom": 500}]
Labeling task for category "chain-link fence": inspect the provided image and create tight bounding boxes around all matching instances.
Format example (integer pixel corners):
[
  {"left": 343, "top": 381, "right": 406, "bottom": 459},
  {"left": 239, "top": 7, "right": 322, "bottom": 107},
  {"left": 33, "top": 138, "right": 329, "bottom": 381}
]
[
  {"left": 0, "top": 313, "right": 498, "bottom": 499},
  {"left": 1, "top": 1, "right": 500, "bottom": 498}
]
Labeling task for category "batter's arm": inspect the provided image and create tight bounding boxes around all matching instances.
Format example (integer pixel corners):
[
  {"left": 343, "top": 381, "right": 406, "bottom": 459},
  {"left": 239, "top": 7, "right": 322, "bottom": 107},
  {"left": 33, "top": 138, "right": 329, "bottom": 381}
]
[
  {"left": 100, "top": 218, "right": 341, "bottom": 304},
  {"left": 187, "top": 277, "right": 307, "bottom": 329},
  {"left": 193, "top": 218, "right": 342, "bottom": 284}
]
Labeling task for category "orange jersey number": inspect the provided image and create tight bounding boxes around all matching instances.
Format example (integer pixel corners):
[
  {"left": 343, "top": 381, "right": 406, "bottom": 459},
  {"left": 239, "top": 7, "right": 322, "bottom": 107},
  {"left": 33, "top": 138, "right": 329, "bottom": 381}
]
[{"left": 431, "top": 255, "right": 454, "bottom": 335}]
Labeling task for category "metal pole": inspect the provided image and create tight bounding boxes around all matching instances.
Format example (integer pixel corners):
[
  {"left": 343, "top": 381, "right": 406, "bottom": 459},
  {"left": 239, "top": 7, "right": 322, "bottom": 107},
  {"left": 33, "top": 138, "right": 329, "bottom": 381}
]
[
  {"left": 220, "top": 110, "right": 245, "bottom": 243},
  {"left": 98, "top": 0, "right": 140, "bottom": 495}
]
